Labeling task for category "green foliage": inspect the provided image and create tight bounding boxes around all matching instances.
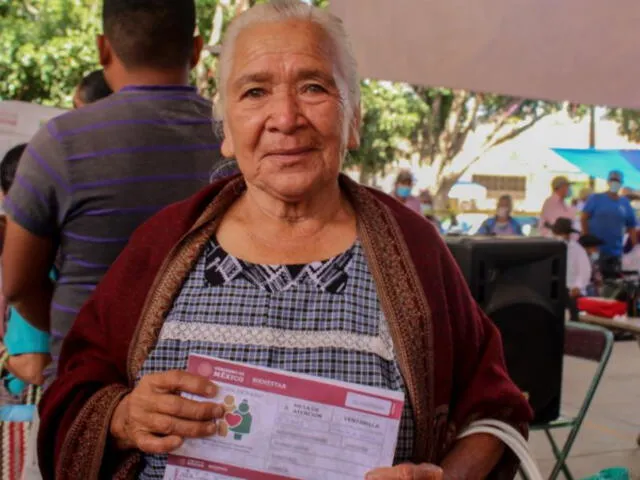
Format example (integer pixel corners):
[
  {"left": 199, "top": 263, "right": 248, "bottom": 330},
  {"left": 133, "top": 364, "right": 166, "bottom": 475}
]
[
  {"left": 0, "top": 0, "right": 102, "bottom": 107},
  {"left": 607, "top": 108, "right": 640, "bottom": 143},
  {"left": 347, "top": 81, "right": 424, "bottom": 177}
]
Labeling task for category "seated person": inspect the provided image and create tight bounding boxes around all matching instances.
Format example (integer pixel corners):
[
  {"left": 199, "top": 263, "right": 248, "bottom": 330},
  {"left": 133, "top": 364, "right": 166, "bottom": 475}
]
[
  {"left": 579, "top": 234, "right": 604, "bottom": 297},
  {"left": 477, "top": 195, "right": 523, "bottom": 236},
  {"left": 552, "top": 218, "right": 591, "bottom": 321},
  {"left": 418, "top": 190, "right": 442, "bottom": 233},
  {"left": 0, "top": 144, "right": 51, "bottom": 395}
]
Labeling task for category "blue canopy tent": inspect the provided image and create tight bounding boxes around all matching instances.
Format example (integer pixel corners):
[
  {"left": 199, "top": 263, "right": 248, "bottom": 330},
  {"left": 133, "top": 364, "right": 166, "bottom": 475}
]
[{"left": 552, "top": 148, "right": 640, "bottom": 189}]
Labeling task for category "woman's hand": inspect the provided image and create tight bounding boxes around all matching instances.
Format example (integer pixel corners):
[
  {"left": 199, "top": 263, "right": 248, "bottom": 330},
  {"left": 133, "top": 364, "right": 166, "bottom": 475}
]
[
  {"left": 109, "top": 370, "right": 225, "bottom": 454},
  {"left": 365, "top": 463, "right": 443, "bottom": 479}
]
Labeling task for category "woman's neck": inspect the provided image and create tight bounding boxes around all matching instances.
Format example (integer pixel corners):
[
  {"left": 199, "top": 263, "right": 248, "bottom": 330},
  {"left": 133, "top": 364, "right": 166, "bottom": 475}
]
[
  {"left": 244, "top": 181, "right": 344, "bottom": 232},
  {"left": 217, "top": 181, "right": 357, "bottom": 264}
]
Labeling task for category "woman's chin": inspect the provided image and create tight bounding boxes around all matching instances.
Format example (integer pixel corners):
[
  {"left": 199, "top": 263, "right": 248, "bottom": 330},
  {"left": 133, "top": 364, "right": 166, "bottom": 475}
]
[{"left": 257, "top": 173, "right": 329, "bottom": 201}]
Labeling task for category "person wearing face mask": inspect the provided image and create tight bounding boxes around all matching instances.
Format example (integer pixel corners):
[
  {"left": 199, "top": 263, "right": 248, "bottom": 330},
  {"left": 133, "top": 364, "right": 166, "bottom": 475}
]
[
  {"left": 477, "top": 194, "right": 523, "bottom": 236},
  {"left": 581, "top": 170, "right": 637, "bottom": 279},
  {"left": 552, "top": 218, "right": 591, "bottom": 321},
  {"left": 419, "top": 190, "right": 442, "bottom": 233},
  {"left": 392, "top": 170, "right": 421, "bottom": 214},
  {"left": 539, "top": 176, "right": 576, "bottom": 237}
]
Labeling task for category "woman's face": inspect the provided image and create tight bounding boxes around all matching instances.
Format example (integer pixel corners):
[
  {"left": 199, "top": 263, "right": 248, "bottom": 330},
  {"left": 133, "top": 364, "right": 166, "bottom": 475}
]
[{"left": 221, "top": 20, "right": 359, "bottom": 201}]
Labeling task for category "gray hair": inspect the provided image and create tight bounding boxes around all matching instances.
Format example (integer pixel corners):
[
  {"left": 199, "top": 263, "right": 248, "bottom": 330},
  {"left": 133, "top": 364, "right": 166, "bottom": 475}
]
[{"left": 215, "top": 0, "right": 360, "bottom": 123}]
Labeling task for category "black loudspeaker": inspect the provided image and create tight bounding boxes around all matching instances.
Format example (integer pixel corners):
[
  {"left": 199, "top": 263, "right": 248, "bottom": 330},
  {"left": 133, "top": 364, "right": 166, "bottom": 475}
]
[{"left": 445, "top": 236, "right": 566, "bottom": 425}]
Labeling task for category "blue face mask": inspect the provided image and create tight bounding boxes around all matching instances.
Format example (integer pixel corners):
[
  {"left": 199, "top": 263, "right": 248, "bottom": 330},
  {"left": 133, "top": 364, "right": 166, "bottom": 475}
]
[
  {"left": 609, "top": 181, "right": 622, "bottom": 194},
  {"left": 396, "top": 186, "right": 412, "bottom": 199},
  {"left": 590, "top": 252, "right": 600, "bottom": 263}
]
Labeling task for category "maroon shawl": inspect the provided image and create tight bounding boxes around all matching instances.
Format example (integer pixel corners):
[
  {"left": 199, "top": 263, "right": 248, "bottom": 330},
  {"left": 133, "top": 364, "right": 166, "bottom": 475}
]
[{"left": 38, "top": 175, "right": 532, "bottom": 479}]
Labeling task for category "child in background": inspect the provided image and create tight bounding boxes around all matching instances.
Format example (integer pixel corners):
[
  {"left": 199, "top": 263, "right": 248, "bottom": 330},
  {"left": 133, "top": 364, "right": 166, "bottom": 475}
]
[{"left": 0, "top": 144, "right": 52, "bottom": 397}]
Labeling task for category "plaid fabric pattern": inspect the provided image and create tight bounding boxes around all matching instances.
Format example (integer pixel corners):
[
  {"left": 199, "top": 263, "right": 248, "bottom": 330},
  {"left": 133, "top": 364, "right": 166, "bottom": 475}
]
[{"left": 137, "top": 239, "right": 415, "bottom": 479}]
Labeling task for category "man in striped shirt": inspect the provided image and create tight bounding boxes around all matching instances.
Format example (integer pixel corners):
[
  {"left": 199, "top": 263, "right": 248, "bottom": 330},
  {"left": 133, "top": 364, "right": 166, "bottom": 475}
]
[{"left": 1, "top": 0, "right": 234, "bottom": 384}]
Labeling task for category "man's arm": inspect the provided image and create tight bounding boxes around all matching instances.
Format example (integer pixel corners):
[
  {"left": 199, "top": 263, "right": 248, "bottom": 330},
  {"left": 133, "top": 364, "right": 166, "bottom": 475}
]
[
  {"left": 625, "top": 200, "right": 637, "bottom": 247},
  {"left": 581, "top": 212, "right": 590, "bottom": 235},
  {"left": 2, "top": 220, "right": 55, "bottom": 331},
  {"left": 1, "top": 122, "right": 70, "bottom": 331},
  {"left": 627, "top": 227, "right": 637, "bottom": 248}
]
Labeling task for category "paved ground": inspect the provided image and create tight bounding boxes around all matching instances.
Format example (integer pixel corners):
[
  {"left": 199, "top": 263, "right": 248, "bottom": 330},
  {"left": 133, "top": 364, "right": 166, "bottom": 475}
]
[{"left": 529, "top": 339, "right": 640, "bottom": 479}]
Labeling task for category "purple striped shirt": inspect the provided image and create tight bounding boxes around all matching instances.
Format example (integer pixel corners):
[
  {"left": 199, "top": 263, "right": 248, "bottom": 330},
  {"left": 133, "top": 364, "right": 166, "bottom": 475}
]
[{"left": 5, "top": 84, "right": 232, "bottom": 361}]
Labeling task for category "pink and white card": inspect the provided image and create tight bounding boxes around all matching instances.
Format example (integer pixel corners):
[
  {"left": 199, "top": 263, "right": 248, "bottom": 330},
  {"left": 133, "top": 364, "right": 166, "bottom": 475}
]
[{"left": 164, "top": 354, "right": 405, "bottom": 480}]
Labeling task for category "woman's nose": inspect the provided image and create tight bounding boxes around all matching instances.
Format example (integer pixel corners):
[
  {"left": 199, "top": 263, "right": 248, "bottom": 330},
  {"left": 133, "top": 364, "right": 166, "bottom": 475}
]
[{"left": 266, "top": 91, "right": 304, "bottom": 133}]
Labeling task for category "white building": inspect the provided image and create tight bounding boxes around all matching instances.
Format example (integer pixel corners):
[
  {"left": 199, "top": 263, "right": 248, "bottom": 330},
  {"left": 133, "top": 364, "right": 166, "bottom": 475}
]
[{"left": 377, "top": 110, "right": 639, "bottom": 213}]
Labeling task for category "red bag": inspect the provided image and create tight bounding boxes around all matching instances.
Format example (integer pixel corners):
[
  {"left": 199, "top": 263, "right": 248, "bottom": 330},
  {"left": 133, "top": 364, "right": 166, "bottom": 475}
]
[{"left": 577, "top": 297, "right": 627, "bottom": 318}]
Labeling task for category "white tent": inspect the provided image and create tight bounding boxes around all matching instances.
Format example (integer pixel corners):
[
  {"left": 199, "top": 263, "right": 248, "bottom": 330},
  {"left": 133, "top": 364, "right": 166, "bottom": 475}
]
[
  {"left": 329, "top": 0, "right": 640, "bottom": 109},
  {"left": 0, "top": 101, "right": 67, "bottom": 158}
]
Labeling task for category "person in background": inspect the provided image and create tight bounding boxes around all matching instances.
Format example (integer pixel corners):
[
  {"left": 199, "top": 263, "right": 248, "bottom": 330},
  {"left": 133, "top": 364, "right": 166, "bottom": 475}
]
[
  {"left": 578, "top": 234, "right": 604, "bottom": 297},
  {"left": 0, "top": 144, "right": 51, "bottom": 397},
  {"left": 392, "top": 170, "right": 421, "bottom": 214},
  {"left": 477, "top": 194, "right": 522, "bottom": 236},
  {"left": 552, "top": 218, "right": 591, "bottom": 321},
  {"left": 574, "top": 187, "right": 592, "bottom": 212},
  {"left": 72, "top": 70, "right": 113, "bottom": 108},
  {"left": 419, "top": 189, "right": 442, "bottom": 233},
  {"left": 8, "top": 0, "right": 230, "bottom": 477},
  {"left": 2, "top": 0, "right": 228, "bottom": 381},
  {"left": 539, "top": 176, "right": 576, "bottom": 237},
  {"left": 581, "top": 170, "right": 637, "bottom": 279}
]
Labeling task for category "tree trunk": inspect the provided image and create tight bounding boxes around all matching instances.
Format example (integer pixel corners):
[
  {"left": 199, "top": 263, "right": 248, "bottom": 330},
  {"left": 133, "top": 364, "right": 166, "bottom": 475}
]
[
  {"left": 433, "top": 176, "right": 458, "bottom": 212},
  {"left": 359, "top": 164, "right": 373, "bottom": 186}
]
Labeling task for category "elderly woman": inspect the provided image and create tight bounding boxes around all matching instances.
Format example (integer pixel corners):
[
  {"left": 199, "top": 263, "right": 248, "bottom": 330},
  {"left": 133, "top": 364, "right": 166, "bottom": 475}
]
[{"left": 39, "top": 1, "right": 531, "bottom": 479}]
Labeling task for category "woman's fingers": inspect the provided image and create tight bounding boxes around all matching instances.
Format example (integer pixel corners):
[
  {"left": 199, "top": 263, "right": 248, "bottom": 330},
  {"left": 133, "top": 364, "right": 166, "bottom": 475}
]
[
  {"left": 146, "top": 370, "right": 218, "bottom": 398},
  {"left": 135, "top": 411, "right": 218, "bottom": 439},
  {"left": 115, "top": 371, "right": 227, "bottom": 452},
  {"left": 365, "top": 463, "right": 443, "bottom": 480},
  {"left": 133, "top": 431, "right": 184, "bottom": 455},
  {"left": 152, "top": 393, "right": 225, "bottom": 421}
]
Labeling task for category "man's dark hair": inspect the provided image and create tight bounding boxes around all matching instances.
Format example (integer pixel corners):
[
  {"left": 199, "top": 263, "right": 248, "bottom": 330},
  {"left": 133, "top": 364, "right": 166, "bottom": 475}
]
[
  {"left": 1, "top": 144, "right": 26, "bottom": 194},
  {"left": 76, "top": 70, "right": 112, "bottom": 106},
  {"left": 103, "top": 0, "right": 197, "bottom": 69}
]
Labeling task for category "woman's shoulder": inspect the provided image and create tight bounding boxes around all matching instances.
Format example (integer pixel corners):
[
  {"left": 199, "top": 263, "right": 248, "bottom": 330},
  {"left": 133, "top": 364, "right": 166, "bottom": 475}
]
[{"left": 129, "top": 175, "right": 240, "bottom": 247}]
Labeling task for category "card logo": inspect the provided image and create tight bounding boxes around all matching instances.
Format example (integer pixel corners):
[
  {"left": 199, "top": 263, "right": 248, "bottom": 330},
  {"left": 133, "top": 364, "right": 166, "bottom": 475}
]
[{"left": 219, "top": 395, "right": 253, "bottom": 440}]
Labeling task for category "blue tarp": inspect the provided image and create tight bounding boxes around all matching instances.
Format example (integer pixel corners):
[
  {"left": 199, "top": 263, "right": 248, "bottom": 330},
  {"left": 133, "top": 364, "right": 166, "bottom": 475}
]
[{"left": 552, "top": 148, "right": 640, "bottom": 188}]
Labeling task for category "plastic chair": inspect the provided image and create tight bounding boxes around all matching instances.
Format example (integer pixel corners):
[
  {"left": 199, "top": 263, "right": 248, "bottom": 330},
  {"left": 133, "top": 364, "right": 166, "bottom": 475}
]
[{"left": 531, "top": 322, "right": 614, "bottom": 480}]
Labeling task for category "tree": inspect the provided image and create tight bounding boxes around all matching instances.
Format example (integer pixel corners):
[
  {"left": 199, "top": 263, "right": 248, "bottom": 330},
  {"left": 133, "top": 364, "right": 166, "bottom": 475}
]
[
  {"left": 0, "top": 0, "right": 102, "bottom": 106},
  {"left": 607, "top": 108, "right": 640, "bottom": 143},
  {"left": 408, "top": 88, "right": 561, "bottom": 208},
  {"left": 346, "top": 81, "right": 424, "bottom": 184},
  {"left": 0, "top": 0, "right": 252, "bottom": 106}
]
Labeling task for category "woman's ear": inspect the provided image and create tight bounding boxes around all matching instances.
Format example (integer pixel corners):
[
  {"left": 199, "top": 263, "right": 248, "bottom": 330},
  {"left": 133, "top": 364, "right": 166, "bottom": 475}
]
[
  {"left": 220, "top": 122, "right": 235, "bottom": 158},
  {"left": 347, "top": 105, "right": 361, "bottom": 150}
]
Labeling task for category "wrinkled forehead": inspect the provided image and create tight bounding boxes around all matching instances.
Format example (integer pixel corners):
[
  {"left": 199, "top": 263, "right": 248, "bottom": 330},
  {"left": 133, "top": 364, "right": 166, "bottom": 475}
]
[{"left": 228, "top": 19, "right": 338, "bottom": 88}]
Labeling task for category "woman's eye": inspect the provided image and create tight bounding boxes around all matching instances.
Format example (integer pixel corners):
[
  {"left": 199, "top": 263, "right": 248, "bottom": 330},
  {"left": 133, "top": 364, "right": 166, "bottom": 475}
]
[
  {"left": 242, "top": 88, "right": 266, "bottom": 99},
  {"left": 302, "top": 83, "right": 327, "bottom": 94}
]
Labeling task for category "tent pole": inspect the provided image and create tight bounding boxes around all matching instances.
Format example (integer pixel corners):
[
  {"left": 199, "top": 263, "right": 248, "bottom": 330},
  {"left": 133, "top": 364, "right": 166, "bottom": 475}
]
[{"left": 589, "top": 105, "right": 596, "bottom": 189}]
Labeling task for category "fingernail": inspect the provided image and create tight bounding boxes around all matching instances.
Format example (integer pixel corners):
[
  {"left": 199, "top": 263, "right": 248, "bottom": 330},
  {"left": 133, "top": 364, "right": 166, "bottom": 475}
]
[
  {"left": 207, "top": 423, "right": 217, "bottom": 434},
  {"left": 206, "top": 384, "right": 216, "bottom": 396}
]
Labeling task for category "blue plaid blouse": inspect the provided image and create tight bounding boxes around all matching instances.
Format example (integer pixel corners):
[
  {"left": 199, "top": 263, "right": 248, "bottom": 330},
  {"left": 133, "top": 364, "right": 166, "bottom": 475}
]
[{"left": 137, "top": 238, "right": 415, "bottom": 479}]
